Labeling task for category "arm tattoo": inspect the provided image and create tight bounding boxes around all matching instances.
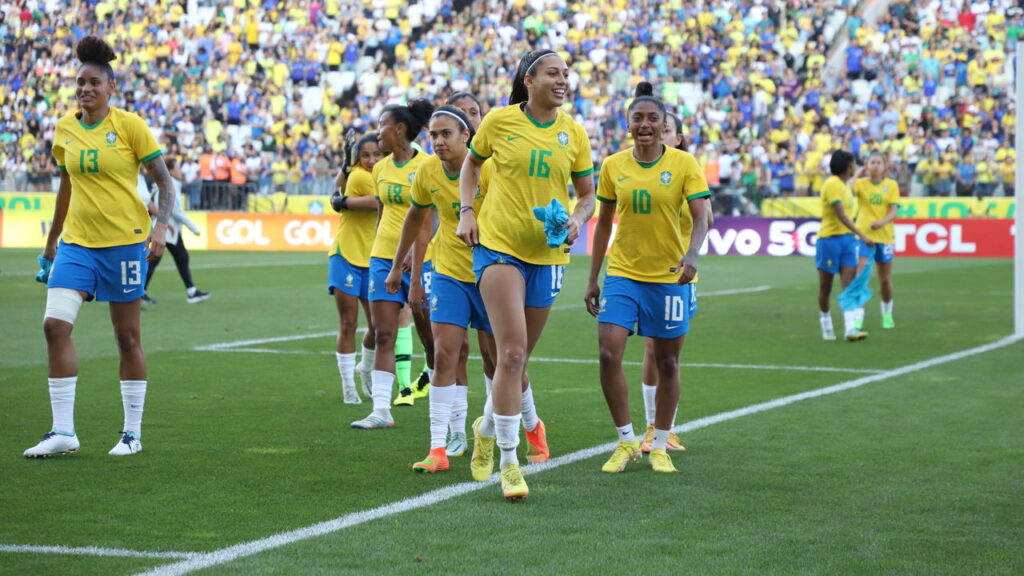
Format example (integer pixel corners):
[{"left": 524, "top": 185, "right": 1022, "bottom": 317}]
[{"left": 146, "top": 156, "right": 176, "bottom": 225}]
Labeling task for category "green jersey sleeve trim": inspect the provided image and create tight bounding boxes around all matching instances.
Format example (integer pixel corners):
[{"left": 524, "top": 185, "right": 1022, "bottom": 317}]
[
  {"left": 469, "top": 143, "right": 490, "bottom": 161},
  {"left": 686, "top": 191, "right": 712, "bottom": 201},
  {"left": 140, "top": 150, "right": 164, "bottom": 163},
  {"left": 829, "top": 199, "right": 842, "bottom": 206},
  {"left": 410, "top": 199, "right": 434, "bottom": 208},
  {"left": 596, "top": 194, "right": 616, "bottom": 204},
  {"left": 571, "top": 168, "right": 595, "bottom": 178},
  {"left": 58, "top": 165, "right": 67, "bottom": 172}
]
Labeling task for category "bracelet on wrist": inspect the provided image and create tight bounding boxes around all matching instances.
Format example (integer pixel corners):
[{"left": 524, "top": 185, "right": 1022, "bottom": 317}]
[{"left": 459, "top": 205, "right": 475, "bottom": 214}]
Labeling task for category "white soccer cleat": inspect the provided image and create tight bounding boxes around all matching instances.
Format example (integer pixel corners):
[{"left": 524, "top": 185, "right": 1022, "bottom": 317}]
[
  {"left": 342, "top": 384, "right": 362, "bottom": 404},
  {"left": 23, "top": 431, "right": 80, "bottom": 458},
  {"left": 108, "top": 431, "right": 142, "bottom": 456},
  {"left": 446, "top": 431, "right": 468, "bottom": 457},
  {"left": 355, "top": 361, "right": 373, "bottom": 397},
  {"left": 350, "top": 414, "right": 394, "bottom": 429}
]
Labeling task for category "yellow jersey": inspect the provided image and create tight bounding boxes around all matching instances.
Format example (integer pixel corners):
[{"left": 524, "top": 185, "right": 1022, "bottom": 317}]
[
  {"left": 819, "top": 175, "right": 857, "bottom": 238},
  {"left": 852, "top": 177, "right": 900, "bottom": 244},
  {"left": 470, "top": 104, "right": 594, "bottom": 265},
  {"left": 330, "top": 165, "right": 376, "bottom": 266},
  {"left": 597, "top": 147, "right": 710, "bottom": 283},
  {"left": 370, "top": 151, "right": 431, "bottom": 260},
  {"left": 410, "top": 156, "right": 484, "bottom": 283},
  {"left": 52, "top": 107, "right": 162, "bottom": 248}
]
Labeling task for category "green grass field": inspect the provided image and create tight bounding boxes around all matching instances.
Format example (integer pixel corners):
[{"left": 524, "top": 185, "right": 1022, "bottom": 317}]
[{"left": 0, "top": 248, "right": 1021, "bottom": 576}]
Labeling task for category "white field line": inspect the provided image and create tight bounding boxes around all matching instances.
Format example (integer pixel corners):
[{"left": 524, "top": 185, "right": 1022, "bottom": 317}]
[
  {"left": 0, "top": 544, "right": 197, "bottom": 559},
  {"left": 133, "top": 334, "right": 1020, "bottom": 576}
]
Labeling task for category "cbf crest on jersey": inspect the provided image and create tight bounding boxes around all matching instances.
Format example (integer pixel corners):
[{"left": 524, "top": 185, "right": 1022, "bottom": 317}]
[
  {"left": 345, "top": 273, "right": 354, "bottom": 287},
  {"left": 557, "top": 131, "right": 569, "bottom": 146},
  {"left": 660, "top": 171, "right": 672, "bottom": 184},
  {"left": 105, "top": 132, "right": 117, "bottom": 146},
  {"left": 408, "top": 172, "right": 416, "bottom": 183}
]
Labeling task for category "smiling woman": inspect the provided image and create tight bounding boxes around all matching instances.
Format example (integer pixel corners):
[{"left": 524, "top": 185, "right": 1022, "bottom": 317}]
[{"left": 23, "top": 35, "right": 178, "bottom": 459}]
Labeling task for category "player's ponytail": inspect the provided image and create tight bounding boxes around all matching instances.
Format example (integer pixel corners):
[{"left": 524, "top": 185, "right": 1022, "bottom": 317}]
[
  {"left": 75, "top": 35, "right": 117, "bottom": 81},
  {"left": 383, "top": 99, "right": 435, "bottom": 143},
  {"left": 628, "top": 81, "right": 666, "bottom": 116},
  {"left": 510, "top": 49, "right": 557, "bottom": 105}
]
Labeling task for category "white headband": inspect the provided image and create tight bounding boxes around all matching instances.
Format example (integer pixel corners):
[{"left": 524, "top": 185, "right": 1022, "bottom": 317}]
[
  {"left": 525, "top": 52, "right": 556, "bottom": 76},
  {"left": 432, "top": 110, "right": 469, "bottom": 131}
]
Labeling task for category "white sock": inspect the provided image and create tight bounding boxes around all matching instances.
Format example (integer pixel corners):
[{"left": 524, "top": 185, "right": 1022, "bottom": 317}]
[
  {"left": 120, "top": 380, "right": 147, "bottom": 438},
  {"left": 616, "top": 423, "right": 635, "bottom": 443},
  {"left": 843, "top": 310, "right": 857, "bottom": 335},
  {"left": 520, "top": 384, "right": 539, "bottom": 432},
  {"left": 479, "top": 393, "right": 496, "bottom": 436},
  {"left": 820, "top": 312, "right": 833, "bottom": 331},
  {"left": 642, "top": 383, "right": 657, "bottom": 427},
  {"left": 855, "top": 307, "right": 865, "bottom": 325},
  {"left": 49, "top": 376, "right": 77, "bottom": 435},
  {"left": 429, "top": 384, "right": 457, "bottom": 449},
  {"left": 370, "top": 370, "right": 394, "bottom": 420},
  {"left": 359, "top": 345, "right": 375, "bottom": 372},
  {"left": 652, "top": 428, "right": 670, "bottom": 451},
  {"left": 187, "top": 286, "right": 198, "bottom": 297},
  {"left": 449, "top": 385, "right": 468, "bottom": 435},
  {"left": 484, "top": 375, "right": 493, "bottom": 396},
  {"left": 336, "top": 352, "right": 356, "bottom": 391},
  {"left": 494, "top": 413, "right": 520, "bottom": 468},
  {"left": 882, "top": 300, "right": 893, "bottom": 315},
  {"left": 428, "top": 367, "right": 435, "bottom": 381}
]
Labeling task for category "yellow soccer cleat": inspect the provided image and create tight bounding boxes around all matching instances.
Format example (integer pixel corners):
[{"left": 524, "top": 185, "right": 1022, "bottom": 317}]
[
  {"left": 601, "top": 440, "right": 641, "bottom": 473},
  {"left": 667, "top": 433, "right": 686, "bottom": 451},
  {"left": 500, "top": 463, "right": 529, "bottom": 501},
  {"left": 649, "top": 449, "right": 678, "bottom": 473},
  {"left": 393, "top": 386, "right": 415, "bottom": 407},
  {"left": 470, "top": 417, "right": 495, "bottom": 482}
]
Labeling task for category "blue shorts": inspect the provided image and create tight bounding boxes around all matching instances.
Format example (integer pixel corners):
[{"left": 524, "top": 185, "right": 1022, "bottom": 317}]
[
  {"left": 859, "top": 240, "right": 894, "bottom": 264},
  {"left": 430, "top": 272, "right": 492, "bottom": 333},
  {"left": 327, "top": 254, "right": 369, "bottom": 299},
  {"left": 598, "top": 275, "right": 693, "bottom": 339},
  {"left": 368, "top": 257, "right": 411, "bottom": 304},
  {"left": 815, "top": 234, "right": 859, "bottom": 274},
  {"left": 48, "top": 240, "right": 148, "bottom": 303},
  {"left": 472, "top": 244, "right": 564, "bottom": 308},
  {"left": 421, "top": 259, "right": 433, "bottom": 298}
]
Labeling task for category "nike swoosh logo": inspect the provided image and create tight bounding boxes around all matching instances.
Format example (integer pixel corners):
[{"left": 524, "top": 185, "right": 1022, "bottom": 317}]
[
  {"left": 550, "top": 291, "right": 559, "bottom": 297},
  {"left": 507, "top": 136, "right": 522, "bottom": 141},
  {"left": 64, "top": 140, "right": 73, "bottom": 145},
  {"left": 429, "top": 189, "right": 440, "bottom": 194},
  {"left": 124, "top": 288, "right": 138, "bottom": 294},
  {"left": 616, "top": 177, "right": 628, "bottom": 182},
  {"left": 665, "top": 325, "right": 680, "bottom": 330}
]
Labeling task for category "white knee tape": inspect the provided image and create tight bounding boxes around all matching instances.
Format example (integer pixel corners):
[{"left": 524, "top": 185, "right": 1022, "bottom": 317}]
[{"left": 44, "top": 288, "right": 85, "bottom": 325}]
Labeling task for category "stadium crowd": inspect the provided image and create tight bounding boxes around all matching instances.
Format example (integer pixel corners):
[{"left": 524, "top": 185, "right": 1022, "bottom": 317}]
[{"left": 0, "top": 0, "right": 1019, "bottom": 211}]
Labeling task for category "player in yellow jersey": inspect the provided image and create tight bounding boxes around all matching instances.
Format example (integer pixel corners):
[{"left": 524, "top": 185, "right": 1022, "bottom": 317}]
[
  {"left": 851, "top": 152, "right": 900, "bottom": 330},
  {"left": 328, "top": 133, "right": 383, "bottom": 404},
  {"left": 351, "top": 99, "right": 434, "bottom": 430},
  {"left": 456, "top": 49, "right": 596, "bottom": 501},
  {"left": 25, "top": 36, "right": 177, "bottom": 459},
  {"left": 639, "top": 103, "right": 714, "bottom": 454},
  {"left": 384, "top": 106, "right": 490, "bottom": 473},
  {"left": 585, "top": 85, "right": 711, "bottom": 474},
  {"left": 816, "top": 150, "right": 874, "bottom": 342},
  {"left": 446, "top": 92, "right": 551, "bottom": 466}
]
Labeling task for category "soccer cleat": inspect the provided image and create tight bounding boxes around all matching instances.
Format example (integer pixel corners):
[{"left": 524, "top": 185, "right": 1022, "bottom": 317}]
[
  {"left": 23, "top": 431, "right": 80, "bottom": 458},
  {"left": 187, "top": 289, "right": 211, "bottom": 304},
  {"left": 524, "top": 418, "right": 549, "bottom": 463},
  {"left": 882, "top": 313, "right": 895, "bottom": 329},
  {"left": 446, "top": 431, "right": 468, "bottom": 457},
  {"left": 821, "top": 325, "right": 836, "bottom": 340},
  {"left": 350, "top": 414, "right": 394, "bottom": 429},
  {"left": 412, "top": 447, "right": 450, "bottom": 473},
  {"left": 393, "top": 386, "right": 415, "bottom": 407},
  {"left": 470, "top": 416, "right": 495, "bottom": 482},
  {"left": 649, "top": 449, "right": 678, "bottom": 473},
  {"left": 500, "top": 463, "right": 529, "bottom": 501},
  {"left": 356, "top": 362, "right": 373, "bottom": 397},
  {"left": 108, "top": 431, "right": 142, "bottom": 456},
  {"left": 601, "top": 440, "right": 642, "bottom": 473},
  {"left": 412, "top": 369, "right": 431, "bottom": 399},
  {"left": 342, "top": 384, "right": 362, "bottom": 404},
  {"left": 845, "top": 330, "right": 869, "bottom": 342},
  {"left": 643, "top": 425, "right": 687, "bottom": 452}
]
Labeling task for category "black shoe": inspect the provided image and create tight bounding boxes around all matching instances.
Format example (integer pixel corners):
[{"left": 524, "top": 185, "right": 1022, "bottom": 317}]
[
  {"left": 187, "top": 289, "right": 211, "bottom": 304},
  {"left": 141, "top": 295, "right": 157, "bottom": 305}
]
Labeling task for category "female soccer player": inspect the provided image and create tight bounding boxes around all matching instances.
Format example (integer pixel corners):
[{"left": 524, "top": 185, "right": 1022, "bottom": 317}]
[
  {"left": 385, "top": 106, "right": 489, "bottom": 472},
  {"left": 351, "top": 99, "right": 434, "bottom": 430},
  {"left": 456, "top": 49, "right": 595, "bottom": 500},
  {"left": 24, "top": 36, "right": 176, "bottom": 458},
  {"left": 817, "top": 150, "right": 874, "bottom": 342},
  {"left": 638, "top": 106, "right": 714, "bottom": 454},
  {"left": 329, "top": 133, "right": 383, "bottom": 403},
  {"left": 852, "top": 152, "right": 900, "bottom": 330},
  {"left": 585, "top": 87, "right": 710, "bottom": 474}
]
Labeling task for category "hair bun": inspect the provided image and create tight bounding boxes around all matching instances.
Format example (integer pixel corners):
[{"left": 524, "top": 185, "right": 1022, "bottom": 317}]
[
  {"left": 76, "top": 35, "right": 117, "bottom": 65},
  {"left": 635, "top": 82, "right": 654, "bottom": 98}
]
